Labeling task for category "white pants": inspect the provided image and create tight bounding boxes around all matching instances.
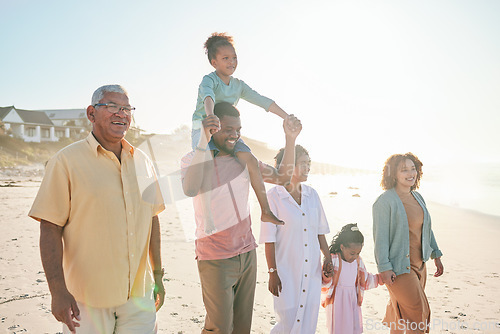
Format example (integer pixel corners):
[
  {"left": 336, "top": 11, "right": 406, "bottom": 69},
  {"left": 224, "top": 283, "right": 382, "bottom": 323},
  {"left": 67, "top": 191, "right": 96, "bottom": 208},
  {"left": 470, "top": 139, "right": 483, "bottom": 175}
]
[{"left": 63, "top": 291, "right": 157, "bottom": 334}]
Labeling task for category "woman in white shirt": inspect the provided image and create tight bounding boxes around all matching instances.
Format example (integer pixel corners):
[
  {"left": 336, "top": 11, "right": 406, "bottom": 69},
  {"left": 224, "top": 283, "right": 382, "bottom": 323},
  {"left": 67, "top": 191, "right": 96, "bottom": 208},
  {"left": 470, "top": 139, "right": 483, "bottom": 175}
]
[{"left": 260, "top": 145, "right": 332, "bottom": 333}]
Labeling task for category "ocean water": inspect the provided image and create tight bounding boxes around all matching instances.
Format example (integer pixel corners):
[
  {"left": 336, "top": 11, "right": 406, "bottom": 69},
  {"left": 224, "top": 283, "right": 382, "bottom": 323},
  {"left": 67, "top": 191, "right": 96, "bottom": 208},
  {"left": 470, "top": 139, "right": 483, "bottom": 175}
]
[
  {"left": 304, "top": 173, "right": 382, "bottom": 235},
  {"left": 137, "top": 134, "right": 500, "bottom": 241},
  {"left": 307, "top": 162, "right": 500, "bottom": 220},
  {"left": 137, "top": 132, "right": 500, "bottom": 219},
  {"left": 422, "top": 163, "right": 500, "bottom": 217}
]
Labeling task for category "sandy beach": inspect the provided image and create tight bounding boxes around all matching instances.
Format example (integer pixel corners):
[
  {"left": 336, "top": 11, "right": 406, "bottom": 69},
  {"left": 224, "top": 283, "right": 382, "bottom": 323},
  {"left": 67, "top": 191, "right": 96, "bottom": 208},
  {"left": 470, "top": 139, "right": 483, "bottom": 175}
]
[{"left": 1, "top": 166, "right": 500, "bottom": 334}]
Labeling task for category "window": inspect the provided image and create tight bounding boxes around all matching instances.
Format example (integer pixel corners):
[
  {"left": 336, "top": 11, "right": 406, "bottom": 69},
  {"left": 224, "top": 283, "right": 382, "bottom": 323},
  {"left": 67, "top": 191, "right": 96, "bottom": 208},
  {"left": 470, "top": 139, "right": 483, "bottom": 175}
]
[{"left": 26, "top": 128, "right": 36, "bottom": 137}]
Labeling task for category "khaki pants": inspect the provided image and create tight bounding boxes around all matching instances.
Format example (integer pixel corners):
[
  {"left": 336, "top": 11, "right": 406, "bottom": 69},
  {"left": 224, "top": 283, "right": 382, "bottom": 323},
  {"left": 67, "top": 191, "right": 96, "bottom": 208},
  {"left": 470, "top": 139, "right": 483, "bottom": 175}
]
[
  {"left": 197, "top": 249, "right": 257, "bottom": 334},
  {"left": 63, "top": 290, "right": 156, "bottom": 334}
]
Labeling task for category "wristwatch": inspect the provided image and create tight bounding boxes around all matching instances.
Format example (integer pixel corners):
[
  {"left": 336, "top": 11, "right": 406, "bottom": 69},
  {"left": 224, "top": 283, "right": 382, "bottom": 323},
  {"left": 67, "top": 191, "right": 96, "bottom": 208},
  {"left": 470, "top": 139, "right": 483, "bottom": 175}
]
[{"left": 268, "top": 268, "right": 277, "bottom": 273}]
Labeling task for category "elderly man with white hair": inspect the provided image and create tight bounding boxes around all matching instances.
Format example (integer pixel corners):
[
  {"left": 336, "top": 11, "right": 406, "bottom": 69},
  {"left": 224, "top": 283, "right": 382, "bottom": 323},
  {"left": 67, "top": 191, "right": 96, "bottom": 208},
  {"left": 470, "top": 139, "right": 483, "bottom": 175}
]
[{"left": 29, "top": 84, "right": 165, "bottom": 333}]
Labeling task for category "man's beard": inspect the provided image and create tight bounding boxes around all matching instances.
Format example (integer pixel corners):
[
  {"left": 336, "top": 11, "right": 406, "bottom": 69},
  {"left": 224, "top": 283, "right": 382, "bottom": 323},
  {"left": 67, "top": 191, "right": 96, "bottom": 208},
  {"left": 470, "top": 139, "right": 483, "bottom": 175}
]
[{"left": 219, "top": 143, "right": 235, "bottom": 155}]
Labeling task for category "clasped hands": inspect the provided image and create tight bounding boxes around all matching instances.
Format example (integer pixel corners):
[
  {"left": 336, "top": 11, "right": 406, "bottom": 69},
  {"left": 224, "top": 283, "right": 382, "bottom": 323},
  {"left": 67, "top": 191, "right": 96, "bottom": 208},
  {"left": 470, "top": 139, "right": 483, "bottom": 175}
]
[
  {"left": 322, "top": 259, "right": 334, "bottom": 282},
  {"left": 202, "top": 114, "right": 302, "bottom": 142}
]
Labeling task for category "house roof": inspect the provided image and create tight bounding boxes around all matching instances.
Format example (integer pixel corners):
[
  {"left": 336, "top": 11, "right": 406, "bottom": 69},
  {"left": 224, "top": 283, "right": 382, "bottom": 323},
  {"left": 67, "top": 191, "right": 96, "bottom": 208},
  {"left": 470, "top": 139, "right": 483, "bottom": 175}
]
[
  {"left": 16, "top": 109, "right": 54, "bottom": 125},
  {"left": 40, "top": 109, "right": 87, "bottom": 120},
  {"left": 0, "top": 106, "right": 14, "bottom": 120},
  {"left": 0, "top": 106, "right": 53, "bottom": 125}
]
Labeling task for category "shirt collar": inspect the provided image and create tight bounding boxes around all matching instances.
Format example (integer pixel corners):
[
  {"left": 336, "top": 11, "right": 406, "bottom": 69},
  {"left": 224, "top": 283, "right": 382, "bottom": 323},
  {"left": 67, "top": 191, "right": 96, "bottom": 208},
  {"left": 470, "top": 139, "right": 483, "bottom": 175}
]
[
  {"left": 209, "top": 137, "right": 234, "bottom": 158},
  {"left": 302, "top": 184, "right": 312, "bottom": 197},
  {"left": 276, "top": 183, "right": 312, "bottom": 199},
  {"left": 86, "top": 132, "right": 134, "bottom": 158},
  {"left": 213, "top": 71, "right": 233, "bottom": 85},
  {"left": 210, "top": 140, "right": 220, "bottom": 156}
]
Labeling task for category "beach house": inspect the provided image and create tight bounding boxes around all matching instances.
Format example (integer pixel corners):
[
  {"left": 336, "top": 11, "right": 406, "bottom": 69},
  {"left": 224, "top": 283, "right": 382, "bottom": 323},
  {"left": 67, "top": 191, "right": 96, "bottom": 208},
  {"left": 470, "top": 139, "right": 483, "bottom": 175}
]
[{"left": 0, "top": 106, "right": 87, "bottom": 143}]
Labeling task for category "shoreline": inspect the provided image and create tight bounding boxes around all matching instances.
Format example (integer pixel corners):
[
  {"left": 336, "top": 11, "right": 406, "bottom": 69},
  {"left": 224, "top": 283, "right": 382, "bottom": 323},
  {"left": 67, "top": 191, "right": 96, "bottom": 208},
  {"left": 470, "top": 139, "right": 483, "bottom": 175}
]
[{"left": 2, "top": 164, "right": 499, "bottom": 220}]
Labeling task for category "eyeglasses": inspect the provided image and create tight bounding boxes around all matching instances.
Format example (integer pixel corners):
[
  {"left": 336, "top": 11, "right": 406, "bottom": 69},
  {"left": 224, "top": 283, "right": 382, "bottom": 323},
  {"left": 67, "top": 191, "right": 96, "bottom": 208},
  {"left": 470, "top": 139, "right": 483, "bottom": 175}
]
[{"left": 93, "top": 103, "right": 135, "bottom": 116}]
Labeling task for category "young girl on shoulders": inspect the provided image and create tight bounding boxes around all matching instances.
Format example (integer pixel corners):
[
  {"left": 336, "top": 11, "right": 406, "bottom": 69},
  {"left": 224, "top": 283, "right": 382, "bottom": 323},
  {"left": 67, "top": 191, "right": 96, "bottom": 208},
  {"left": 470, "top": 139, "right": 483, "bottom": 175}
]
[
  {"left": 321, "top": 223, "right": 384, "bottom": 334},
  {"left": 192, "top": 32, "right": 294, "bottom": 233}
]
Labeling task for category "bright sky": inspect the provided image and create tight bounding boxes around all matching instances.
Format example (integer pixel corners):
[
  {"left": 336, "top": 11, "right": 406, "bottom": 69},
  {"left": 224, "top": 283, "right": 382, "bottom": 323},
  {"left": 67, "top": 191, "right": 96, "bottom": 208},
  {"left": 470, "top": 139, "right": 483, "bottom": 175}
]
[{"left": 1, "top": 0, "right": 499, "bottom": 170}]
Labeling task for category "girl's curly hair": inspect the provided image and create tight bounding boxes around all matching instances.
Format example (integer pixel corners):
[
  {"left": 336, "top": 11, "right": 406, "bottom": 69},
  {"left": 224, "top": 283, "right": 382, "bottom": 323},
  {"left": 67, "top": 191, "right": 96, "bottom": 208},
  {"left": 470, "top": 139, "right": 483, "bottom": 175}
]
[
  {"left": 329, "top": 223, "right": 364, "bottom": 254},
  {"left": 274, "top": 145, "right": 309, "bottom": 169},
  {"left": 380, "top": 152, "right": 423, "bottom": 191},
  {"left": 204, "top": 32, "right": 235, "bottom": 63}
]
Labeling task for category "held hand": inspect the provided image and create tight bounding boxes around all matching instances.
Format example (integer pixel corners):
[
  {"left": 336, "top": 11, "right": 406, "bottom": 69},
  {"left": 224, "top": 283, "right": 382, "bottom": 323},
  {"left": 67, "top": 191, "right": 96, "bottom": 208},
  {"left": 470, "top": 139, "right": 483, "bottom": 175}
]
[
  {"left": 380, "top": 270, "right": 396, "bottom": 286},
  {"left": 376, "top": 274, "right": 384, "bottom": 286},
  {"left": 322, "top": 271, "right": 333, "bottom": 283},
  {"left": 268, "top": 272, "right": 282, "bottom": 297},
  {"left": 202, "top": 115, "right": 220, "bottom": 141},
  {"left": 434, "top": 257, "right": 444, "bottom": 277},
  {"left": 283, "top": 114, "right": 302, "bottom": 139},
  {"left": 51, "top": 289, "right": 80, "bottom": 333},
  {"left": 154, "top": 278, "right": 165, "bottom": 311},
  {"left": 322, "top": 259, "right": 333, "bottom": 283},
  {"left": 322, "top": 259, "right": 334, "bottom": 278}
]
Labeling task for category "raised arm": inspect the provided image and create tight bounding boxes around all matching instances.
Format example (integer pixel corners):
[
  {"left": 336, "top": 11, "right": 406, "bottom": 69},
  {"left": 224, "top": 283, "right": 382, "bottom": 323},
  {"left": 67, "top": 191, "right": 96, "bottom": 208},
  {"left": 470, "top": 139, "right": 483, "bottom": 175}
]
[
  {"left": 268, "top": 102, "right": 288, "bottom": 119},
  {"left": 261, "top": 115, "right": 302, "bottom": 185},
  {"left": 40, "top": 220, "right": 80, "bottom": 333},
  {"left": 182, "top": 115, "right": 219, "bottom": 197}
]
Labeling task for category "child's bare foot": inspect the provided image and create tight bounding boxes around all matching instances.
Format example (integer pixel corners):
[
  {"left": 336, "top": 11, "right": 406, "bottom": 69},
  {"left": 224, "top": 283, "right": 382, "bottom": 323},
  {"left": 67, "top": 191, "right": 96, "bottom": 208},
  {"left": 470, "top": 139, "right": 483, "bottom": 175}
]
[
  {"left": 204, "top": 223, "right": 217, "bottom": 235},
  {"left": 262, "top": 211, "right": 284, "bottom": 225},
  {"left": 204, "top": 216, "right": 217, "bottom": 235}
]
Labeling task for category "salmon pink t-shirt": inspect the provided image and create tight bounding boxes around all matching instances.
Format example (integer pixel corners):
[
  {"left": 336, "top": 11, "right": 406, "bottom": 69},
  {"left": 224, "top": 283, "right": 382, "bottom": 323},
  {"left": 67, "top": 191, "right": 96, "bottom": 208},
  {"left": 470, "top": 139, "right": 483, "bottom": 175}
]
[{"left": 181, "top": 152, "right": 258, "bottom": 260}]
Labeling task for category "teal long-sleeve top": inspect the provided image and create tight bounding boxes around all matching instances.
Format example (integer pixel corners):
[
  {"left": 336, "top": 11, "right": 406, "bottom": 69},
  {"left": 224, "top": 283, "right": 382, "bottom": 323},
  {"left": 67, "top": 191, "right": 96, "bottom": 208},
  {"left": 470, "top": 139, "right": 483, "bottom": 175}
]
[
  {"left": 372, "top": 188, "right": 443, "bottom": 276},
  {"left": 192, "top": 72, "right": 274, "bottom": 129}
]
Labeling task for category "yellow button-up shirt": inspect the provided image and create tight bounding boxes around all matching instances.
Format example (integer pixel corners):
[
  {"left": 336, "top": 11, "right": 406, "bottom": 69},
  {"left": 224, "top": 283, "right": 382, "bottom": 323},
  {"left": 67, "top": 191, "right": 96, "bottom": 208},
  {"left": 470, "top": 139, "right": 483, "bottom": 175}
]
[{"left": 29, "top": 133, "right": 164, "bottom": 308}]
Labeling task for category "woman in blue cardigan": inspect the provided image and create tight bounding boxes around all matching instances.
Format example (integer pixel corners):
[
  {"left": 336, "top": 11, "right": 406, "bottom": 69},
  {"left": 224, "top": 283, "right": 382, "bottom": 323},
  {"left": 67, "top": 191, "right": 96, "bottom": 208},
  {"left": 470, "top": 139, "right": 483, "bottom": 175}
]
[{"left": 373, "top": 152, "right": 444, "bottom": 334}]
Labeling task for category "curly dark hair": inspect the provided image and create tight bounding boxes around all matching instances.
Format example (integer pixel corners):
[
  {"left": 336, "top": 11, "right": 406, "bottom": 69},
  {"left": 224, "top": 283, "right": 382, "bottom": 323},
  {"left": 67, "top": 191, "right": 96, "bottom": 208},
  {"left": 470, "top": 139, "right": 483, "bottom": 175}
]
[
  {"left": 329, "top": 223, "right": 364, "bottom": 254},
  {"left": 274, "top": 145, "right": 309, "bottom": 169},
  {"left": 380, "top": 152, "right": 423, "bottom": 191},
  {"left": 204, "top": 32, "right": 235, "bottom": 63}
]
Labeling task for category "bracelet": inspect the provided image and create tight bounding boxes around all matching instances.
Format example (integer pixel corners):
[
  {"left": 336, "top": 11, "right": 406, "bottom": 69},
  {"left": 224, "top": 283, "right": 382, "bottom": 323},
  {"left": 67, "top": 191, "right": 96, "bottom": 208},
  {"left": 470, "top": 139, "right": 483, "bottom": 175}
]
[
  {"left": 153, "top": 268, "right": 165, "bottom": 276},
  {"left": 195, "top": 145, "right": 208, "bottom": 152}
]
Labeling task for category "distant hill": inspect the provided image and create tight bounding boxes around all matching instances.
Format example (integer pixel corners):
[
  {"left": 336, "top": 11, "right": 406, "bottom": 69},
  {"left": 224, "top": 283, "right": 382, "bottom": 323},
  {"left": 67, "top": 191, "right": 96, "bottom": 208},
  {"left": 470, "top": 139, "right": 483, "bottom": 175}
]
[
  {"left": 0, "top": 135, "right": 74, "bottom": 167},
  {"left": 0, "top": 126, "right": 367, "bottom": 175},
  {"left": 0, "top": 130, "right": 142, "bottom": 168},
  {"left": 137, "top": 126, "right": 366, "bottom": 175},
  {"left": 242, "top": 136, "right": 369, "bottom": 175},
  {"left": 239, "top": 136, "right": 277, "bottom": 165}
]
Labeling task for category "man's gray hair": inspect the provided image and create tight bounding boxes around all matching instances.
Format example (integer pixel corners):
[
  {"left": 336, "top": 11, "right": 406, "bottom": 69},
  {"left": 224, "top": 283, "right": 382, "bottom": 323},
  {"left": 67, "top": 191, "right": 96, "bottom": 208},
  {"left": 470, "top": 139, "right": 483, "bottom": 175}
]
[{"left": 91, "top": 85, "right": 128, "bottom": 105}]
